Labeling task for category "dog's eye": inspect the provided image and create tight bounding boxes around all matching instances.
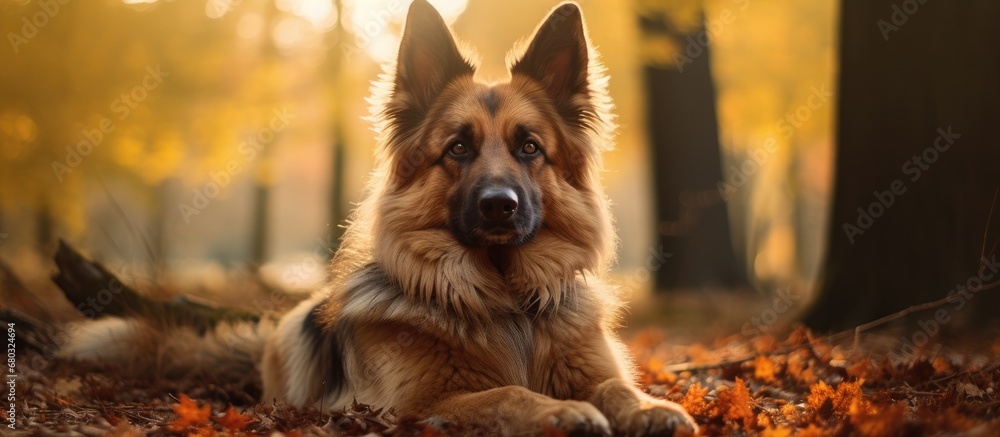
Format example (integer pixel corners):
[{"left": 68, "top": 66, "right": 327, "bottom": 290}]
[
  {"left": 449, "top": 142, "right": 468, "bottom": 156},
  {"left": 522, "top": 141, "right": 540, "bottom": 155}
]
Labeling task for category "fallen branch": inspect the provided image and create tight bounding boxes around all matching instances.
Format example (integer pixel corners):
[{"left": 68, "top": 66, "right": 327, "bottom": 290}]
[
  {"left": 663, "top": 355, "right": 755, "bottom": 373},
  {"left": 51, "top": 239, "right": 261, "bottom": 332},
  {"left": 851, "top": 279, "right": 1000, "bottom": 349}
]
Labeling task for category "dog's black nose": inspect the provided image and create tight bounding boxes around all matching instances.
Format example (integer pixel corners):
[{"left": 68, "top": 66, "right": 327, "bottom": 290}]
[{"left": 478, "top": 187, "right": 518, "bottom": 222}]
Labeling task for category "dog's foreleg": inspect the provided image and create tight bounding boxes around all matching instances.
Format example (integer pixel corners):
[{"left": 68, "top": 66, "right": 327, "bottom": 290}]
[
  {"left": 425, "top": 385, "right": 611, "bottom": 436},
  {"left": 587, "top": 378, "right": 696, "bottom": 437},
  {"left": 571, "top": 331, "right": 697, "bottom": 437}
]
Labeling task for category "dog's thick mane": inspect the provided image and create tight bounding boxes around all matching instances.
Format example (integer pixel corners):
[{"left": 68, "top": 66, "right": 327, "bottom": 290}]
[{"left": 328, "top": 3, "right": 619, "bottom": 324}]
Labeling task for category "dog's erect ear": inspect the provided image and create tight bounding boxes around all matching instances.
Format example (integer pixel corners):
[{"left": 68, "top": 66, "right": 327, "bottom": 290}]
[
  {"left": 394, "top": 0, "right": 475, "bottom": 111},
  {"left": 510, "top": 3, "right": 590, "bottom": 119}
]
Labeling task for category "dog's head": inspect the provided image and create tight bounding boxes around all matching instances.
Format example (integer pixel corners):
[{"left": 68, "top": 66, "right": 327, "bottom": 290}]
[
  {"left": 374, "top": 1, "right": 612, "bottom": 250},
  {"left": 358, "top": 0, "right": 615, "bottom": 305}
]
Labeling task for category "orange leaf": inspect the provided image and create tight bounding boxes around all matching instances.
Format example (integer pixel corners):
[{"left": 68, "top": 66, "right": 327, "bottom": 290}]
[
  {"left": 215, "top": 405, "right": 254, "bottom": 432},
  {"left": 679, "top": 383, "right": 711, "bottom": 418},
  {"left": 753, "top": 334, "right": 779, "bottom": 354},
  {"left": 780, "top": 404, "right": 800, "bottom": 422},
  {"left": 757, "top": 412, "right": 774, "bottom": 428},
  {"left": 793, "top": 423, "right": 826, "bottom": 437},
  {"left": 932, "top": 356, "right": 953, "bottom": 375},
  {"left": 846, "top": 359, "right": 872, "bottom": 380},
  {"left": 807, "top": 380, "right": 871, "bottom": 419},
  {"left": 761, "top": 426, "right": 793, "bottom": 437},
  {"left": 188, "top": 427, "right": 219, "bottom": 437},
  {"left": 787, "top": 350, "right": 818, "bottom": 385},
  {"left": 169, "top": 394, "right": 212, "bottom": 432},
  {"left": 849, "top": 402, "right": 906, "bottom": 437},
  {"left": 837, "top": 380, "right": 872, "bottom": 416},
  {"left": 754, "top": 355, "right": 778, "bottom": 383},
  {"left": 806, "top": 381, "right": 835, "bottom": 416},
  {"left": 716, "top": 378, "right": 755, "bottom": 429}
]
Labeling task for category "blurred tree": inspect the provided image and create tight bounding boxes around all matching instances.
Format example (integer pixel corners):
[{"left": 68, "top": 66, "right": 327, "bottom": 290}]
[
  {"left": 806, "top": 0, "right": 1000, "bottom": 330},
  {"left": 637, "top": 0, "right": 748, "bottom": 290},
  {"left": 1, "top": 0, "right": 240, "bottom": 252},
  {"left": 325, "top": 0, "right": 348, "bottom": 260},
  {"left": 0, "top": 0, "right": 326, "bottom": 269}
]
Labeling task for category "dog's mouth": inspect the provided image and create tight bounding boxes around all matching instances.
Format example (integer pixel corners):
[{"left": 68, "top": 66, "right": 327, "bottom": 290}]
[{"left": 469, "top": 226, "right": 534, "bottom": 247}]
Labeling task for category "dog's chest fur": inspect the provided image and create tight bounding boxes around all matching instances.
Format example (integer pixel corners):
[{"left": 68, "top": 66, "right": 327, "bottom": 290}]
[{"left": 330, "top": 265, "right": 611, "bottom": 411}]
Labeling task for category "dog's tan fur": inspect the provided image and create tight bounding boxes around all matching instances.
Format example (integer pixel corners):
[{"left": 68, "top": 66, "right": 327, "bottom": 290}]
[{"left": 260, "top": 2, "right": 696, "bottom": 435}]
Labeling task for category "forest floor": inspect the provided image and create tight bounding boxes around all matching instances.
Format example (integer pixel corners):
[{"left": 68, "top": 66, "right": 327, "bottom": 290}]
[
  {"left": 6, "top": 326, "right": 1000, "bottom": 436},
  {"left": 2, "top": 249, "right": 1000, "bottom": 436}
]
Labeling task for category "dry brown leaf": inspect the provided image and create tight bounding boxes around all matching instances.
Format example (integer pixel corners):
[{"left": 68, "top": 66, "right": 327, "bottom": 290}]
[{"left": 957, "top": 382, "right": 985, "bottom": 398}]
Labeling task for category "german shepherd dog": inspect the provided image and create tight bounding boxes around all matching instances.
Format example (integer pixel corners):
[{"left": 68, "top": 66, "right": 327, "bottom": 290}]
[
  {"left": 61, "top": 1, "right": 696, "bottom": 435},
  {"left": 260, "top": 1, "right": 695, "bottom": 435}
]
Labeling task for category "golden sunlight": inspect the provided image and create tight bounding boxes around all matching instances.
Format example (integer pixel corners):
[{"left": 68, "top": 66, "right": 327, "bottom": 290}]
[
  {"left": 343, "top": 0, "right": 467, "bottom": 62},
  {"left": 276, "top": 0, "right": 338, "bottom": 29}
]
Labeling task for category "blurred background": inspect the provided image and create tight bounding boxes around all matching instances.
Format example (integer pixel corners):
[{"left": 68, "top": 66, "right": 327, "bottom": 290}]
[{"left": 1, "top": 0, "right": 997, "bottom": 335}]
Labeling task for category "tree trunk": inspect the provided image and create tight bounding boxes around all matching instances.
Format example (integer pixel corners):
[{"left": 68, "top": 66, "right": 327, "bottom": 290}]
[
  {"left": 641, "top": 13, "right": 748, "bottom": 290},
  {"left": 250, "top": 179, "right": 270, "bottom": 269},
  {"left": 326, "top": 0, "right": 348, "bottom": 260},
  {"left": 806, "top": 0, "right": 1000, "bottom": 331}
]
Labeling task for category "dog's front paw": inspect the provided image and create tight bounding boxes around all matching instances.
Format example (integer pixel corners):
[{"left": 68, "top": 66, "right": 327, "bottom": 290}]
[
  {"left": 613, "top": 399, "right": 697, "bottom": 437},
  {"left": 531, "top": 400, "right": 611, "bottom": 436}
]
